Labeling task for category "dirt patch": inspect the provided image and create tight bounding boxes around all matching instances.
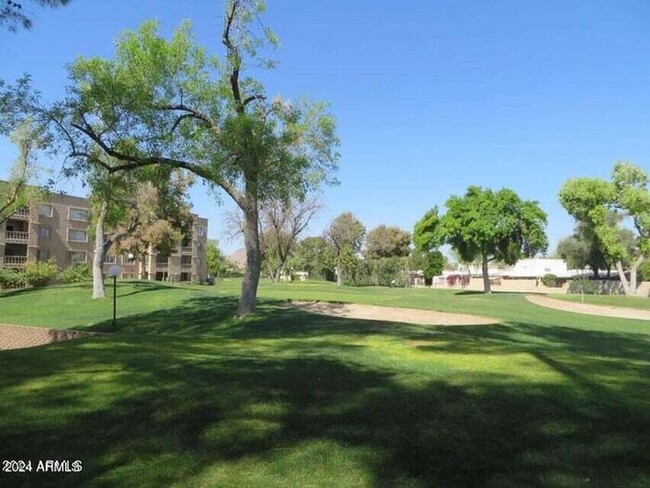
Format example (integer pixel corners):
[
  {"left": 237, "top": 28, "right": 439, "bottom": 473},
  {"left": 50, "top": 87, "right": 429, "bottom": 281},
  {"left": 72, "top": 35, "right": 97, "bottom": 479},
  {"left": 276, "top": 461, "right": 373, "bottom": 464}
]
[
  {"left": 0, "top": 324, "right": 93, "bottom": 351},
  {"left": 289, "top": 301, "right": 499, "bottom": 326},
  {"left": 525, "top": 295, "right": 650, "bottom": 321}
]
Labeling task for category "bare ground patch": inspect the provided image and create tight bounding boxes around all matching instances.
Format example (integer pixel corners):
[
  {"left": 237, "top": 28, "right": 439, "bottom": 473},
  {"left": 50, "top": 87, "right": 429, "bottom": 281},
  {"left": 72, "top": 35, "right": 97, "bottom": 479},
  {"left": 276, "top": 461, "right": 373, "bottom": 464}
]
[
  {"left": 288, "top": 301, "right": 499, "bottom": 326},
  {"left": 526, "top": 295, "right": 650, "bottom": 321},
  {"left": 0, "top": 324, "right": 94, "bottom": 351}
]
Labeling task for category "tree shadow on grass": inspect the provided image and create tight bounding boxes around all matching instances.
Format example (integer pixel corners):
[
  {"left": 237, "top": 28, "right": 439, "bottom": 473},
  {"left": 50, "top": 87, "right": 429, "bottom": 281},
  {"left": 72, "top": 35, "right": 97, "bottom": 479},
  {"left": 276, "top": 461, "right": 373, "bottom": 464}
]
[
  {"left": 0, "top": 333, "right": 648, "bottom": 487},
  {"left": 8, "top": 293, "right": 645, "bottom": 486}
]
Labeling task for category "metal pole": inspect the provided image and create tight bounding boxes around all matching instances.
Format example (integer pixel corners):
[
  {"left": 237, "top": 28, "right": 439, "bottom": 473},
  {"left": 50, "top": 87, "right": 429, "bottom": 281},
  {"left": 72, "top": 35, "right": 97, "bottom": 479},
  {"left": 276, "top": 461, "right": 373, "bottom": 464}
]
[{"left": 112, "top": 275, "right": 117, "bottom": 330}]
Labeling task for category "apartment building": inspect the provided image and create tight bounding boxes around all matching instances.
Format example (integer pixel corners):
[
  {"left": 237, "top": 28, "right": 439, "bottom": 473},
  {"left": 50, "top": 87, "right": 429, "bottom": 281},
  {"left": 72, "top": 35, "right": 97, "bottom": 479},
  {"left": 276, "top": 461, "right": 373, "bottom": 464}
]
[{"left": 0, "top": 191, "right": 209, "bottom": 283}]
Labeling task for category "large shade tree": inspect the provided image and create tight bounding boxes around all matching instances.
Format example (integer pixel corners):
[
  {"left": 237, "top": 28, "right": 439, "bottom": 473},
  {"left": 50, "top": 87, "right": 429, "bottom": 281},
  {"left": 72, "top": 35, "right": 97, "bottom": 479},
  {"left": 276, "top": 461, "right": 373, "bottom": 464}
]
[
  {"left": 559, "top": 161, "right": 649, "bottom": 295},
  {"left": 416, "top": 187, "right": 548, "bottom": 293},
  {"left": 3, "top": 1, "right": 339, "bottom": 314}
]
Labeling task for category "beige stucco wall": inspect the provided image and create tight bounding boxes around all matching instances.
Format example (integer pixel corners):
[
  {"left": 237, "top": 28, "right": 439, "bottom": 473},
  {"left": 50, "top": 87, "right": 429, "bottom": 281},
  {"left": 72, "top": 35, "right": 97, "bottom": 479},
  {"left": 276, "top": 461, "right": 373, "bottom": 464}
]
[{"left": 437, "top": 278, "right": 650, "bottom": 297}]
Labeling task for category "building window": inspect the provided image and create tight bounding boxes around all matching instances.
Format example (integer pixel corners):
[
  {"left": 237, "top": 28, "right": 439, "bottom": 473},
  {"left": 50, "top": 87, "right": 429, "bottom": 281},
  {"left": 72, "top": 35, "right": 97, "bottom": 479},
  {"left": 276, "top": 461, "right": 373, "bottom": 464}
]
[
  {"left": 68, "top": 251, "right": 87, "bottom": 263},
  {"left": 39, "top": 204, "right": 53, "bottom": 217},
  {"left": 37, "top": 249, "right": 50, "bottom": 262},
  {"left": 38, "top": 226, "right": 51, "bottom": 239},
  {"left": 196, "top": 225, "right": 204, "bottom": 237},
  {"left": 104, "top": 255, "right": 116, "bottom": 264},
  {"left": 68, "top": 229, "right": 88, "bottom": 242},
  {"left": 69, "top": 207, "right": 90, "bottom": 221},
  {"left": 196, "top": 242, "right": 203, "bottom": 251}
]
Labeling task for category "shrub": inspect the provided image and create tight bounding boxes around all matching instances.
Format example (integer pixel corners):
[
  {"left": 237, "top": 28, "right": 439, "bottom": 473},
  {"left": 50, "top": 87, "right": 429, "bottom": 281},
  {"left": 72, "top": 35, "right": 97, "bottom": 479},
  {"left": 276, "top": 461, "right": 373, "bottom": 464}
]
[
  {"left": 541, "top": 273, "right": 562, "bottom": 288},
  {"left": 346, "top": 257, "right": 409, "bottom": 287},
  {"left": 0, "top": 268, "right": 25, "bottom": 289},
  {"left": 568, "top": 275, "right": 600, "bottom": 295},
  {"left": 23, "top": 260, "right": 58, "bottom": 287},
  {"left": 58, "top": 262, "right": 92, "bottom": 283}
]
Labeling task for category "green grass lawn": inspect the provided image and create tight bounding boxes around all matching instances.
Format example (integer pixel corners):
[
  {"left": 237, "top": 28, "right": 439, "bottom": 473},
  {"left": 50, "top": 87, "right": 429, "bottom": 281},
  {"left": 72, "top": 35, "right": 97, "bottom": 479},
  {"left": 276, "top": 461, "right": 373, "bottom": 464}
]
[{"left": 1, "top": 279, "right": 649, "bottom": 487}]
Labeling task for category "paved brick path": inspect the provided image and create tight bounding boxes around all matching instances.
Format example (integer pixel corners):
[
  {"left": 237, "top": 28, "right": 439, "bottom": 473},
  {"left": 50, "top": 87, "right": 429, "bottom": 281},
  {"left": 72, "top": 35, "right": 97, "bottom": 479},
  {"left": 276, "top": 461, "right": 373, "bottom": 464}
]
[{"left": 0, "top": 324, "right": 92, "bottom": 350}]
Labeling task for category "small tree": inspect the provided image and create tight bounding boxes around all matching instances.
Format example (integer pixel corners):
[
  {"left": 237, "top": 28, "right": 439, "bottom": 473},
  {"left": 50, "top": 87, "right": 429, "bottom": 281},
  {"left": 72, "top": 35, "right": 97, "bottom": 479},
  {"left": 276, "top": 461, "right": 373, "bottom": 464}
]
[
  {"left": 88, "top": 163, "right": 192, "bottom": 299},
  {"left": 259, "top": 198, "right": 321, "bottom": 282},
  {"left": 288, "top": 236, "right": 335, "bottom": 281},
  {"left": 559, "top": 161, "right": 649, "bottom": 295},
  {"left": 0, "top": 119, "right": 45, "bottom": 225},
  {"left": 206, "top": 239, "right": 229, "bottom": 280},
  {"left": 412, "top": 207, "right": 446, "bottom": 285},
  {"left": 364, "top": 225, "right": 411, "bottom": 259},
  {"left": 326, "top": 212, "right": 365, "bottom": 286},
  {"left": 416, "top": 187, "right": 548, "bottom": 294}
]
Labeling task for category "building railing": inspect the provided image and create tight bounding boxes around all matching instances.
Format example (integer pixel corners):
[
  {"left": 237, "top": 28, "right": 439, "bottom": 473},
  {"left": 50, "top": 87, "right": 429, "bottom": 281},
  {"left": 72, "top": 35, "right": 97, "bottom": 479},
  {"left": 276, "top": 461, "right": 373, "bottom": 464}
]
[
  {"left": 155, "top": 263, "right": 169, "bottom": 270},
  {"left": 11, "top": 209, "right": 31, "bottom": 219},
  {"left": 181, "top": 246, "right": 193, "bottom": 254},
  {"left": 2, "top": 256, "right": 28, "bottom": 266},
  {"left": 181, "top": 262, "right": 192, "bottom": 269},
  {"left": 5, "top": 231, "right": 29, "bottom": 242}
]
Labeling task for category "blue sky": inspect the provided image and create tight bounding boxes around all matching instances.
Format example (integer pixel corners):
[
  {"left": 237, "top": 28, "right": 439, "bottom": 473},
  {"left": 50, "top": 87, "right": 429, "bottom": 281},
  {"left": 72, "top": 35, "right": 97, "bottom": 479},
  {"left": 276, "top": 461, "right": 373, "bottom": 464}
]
[{"left": 1, "top": 0, "right": 649, "bottom": 255}]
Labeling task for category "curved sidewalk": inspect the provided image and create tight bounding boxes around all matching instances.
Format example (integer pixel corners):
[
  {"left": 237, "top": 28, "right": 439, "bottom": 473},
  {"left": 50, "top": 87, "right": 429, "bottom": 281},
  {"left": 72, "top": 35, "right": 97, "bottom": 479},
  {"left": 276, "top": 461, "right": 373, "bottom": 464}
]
[
  {"left": 0, "top": 324, "right": 91, "bottom": 350},
  {"left": 526, "top": 295, "right": 650, "bottom": 321}
]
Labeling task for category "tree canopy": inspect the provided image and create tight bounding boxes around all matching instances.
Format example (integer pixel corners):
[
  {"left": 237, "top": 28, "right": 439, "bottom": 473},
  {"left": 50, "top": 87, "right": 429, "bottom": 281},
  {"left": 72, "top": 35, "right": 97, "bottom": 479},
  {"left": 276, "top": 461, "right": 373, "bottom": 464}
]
[
  {"left": 559, "top": 161, "right": 649, "bottom": 295},
  {"left": 327, "top": 212, "right": 365, "bottom": 286},
  {"left": 417, "top": 186, "right": 548, "bottom": 293},
  {"left": 364, "top": 225, "right": 410, "bottom": 259},
  {"left": 2, "top": 0, "right": 340, "bottom": 314},
  {"left": 0, "top": 119, "right": 46, "bottom": 225}
]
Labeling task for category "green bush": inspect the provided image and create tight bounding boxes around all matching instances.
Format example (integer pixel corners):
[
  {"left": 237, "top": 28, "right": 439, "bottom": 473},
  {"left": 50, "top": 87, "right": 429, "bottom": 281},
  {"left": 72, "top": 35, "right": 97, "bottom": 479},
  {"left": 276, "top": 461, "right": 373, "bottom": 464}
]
[
  {"left": 541, "top": 273, "right": 562, "bottom": 288},
  {"left": 347, "top": 257, "right": 409, "bottom": 287},
  {"left": 0, "top": 268, "right": 25, "bottom": 289},
  {"left": 23, "top": 260, "right": 58, "bottom": 287},
  {"left": 568, "top": 275, "right": 600, "bottom": 295},
  {"left": 58, "top": 262, "right": 92, "bottom": 283}
]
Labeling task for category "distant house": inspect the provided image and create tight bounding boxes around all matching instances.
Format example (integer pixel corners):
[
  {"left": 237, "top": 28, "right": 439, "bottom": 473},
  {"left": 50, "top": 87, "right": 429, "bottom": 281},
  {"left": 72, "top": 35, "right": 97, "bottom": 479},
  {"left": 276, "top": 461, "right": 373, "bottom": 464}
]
[{"left": 497, "top": 258, "right": 583, "bottom": 279}]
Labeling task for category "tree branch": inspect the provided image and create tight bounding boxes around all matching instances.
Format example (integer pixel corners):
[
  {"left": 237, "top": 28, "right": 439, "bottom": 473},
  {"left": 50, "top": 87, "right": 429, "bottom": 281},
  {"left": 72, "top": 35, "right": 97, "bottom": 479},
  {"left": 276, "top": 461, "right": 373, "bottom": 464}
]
[
  {"left": 158, "top": 103, "right": 221, "bottom": 138},
  {"left": 70, "top": 121, "right": 246, "bottom": 209},
  {"left": 222, "top": 0, "right": 244, "bottom": 112}
]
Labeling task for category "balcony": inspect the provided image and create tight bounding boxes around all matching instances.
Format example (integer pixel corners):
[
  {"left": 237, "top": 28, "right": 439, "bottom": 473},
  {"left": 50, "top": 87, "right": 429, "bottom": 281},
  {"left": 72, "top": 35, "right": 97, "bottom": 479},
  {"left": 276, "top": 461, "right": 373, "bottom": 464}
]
[
  {"left": 181, "top": 246, "right": 193, "bottom": 254},
  {"left": 5, "top": 231, "right": 30, "bottom": 242},
  {"left": 3, "top": 256, "right": 28, "bottom": 267},
  {"left": 181, "top": 262, "right": 192, "bottom": 270},
  {"left": 11, "top": 209, "right": 31, "bottom": 220}
]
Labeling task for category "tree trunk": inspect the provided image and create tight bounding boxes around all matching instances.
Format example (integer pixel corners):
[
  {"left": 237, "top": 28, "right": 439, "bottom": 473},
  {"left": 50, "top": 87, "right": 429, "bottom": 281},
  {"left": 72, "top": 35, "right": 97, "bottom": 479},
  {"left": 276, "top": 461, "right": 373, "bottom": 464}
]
[
  {"left": 92, "top": 201, "right": 109, "bottom": 299},
  {"left": 615, "top": 260, "right": 632, "bottom": 296},
  {"left": 239, "top": 202, "right": 261, "bottom": 315},
  {"left": 335, "top": 264, "right": 343, "bottom": 286},
  {"left": 481, "top": 255, "right": 492, "bottom": 294},
  {"left": 629, "top": 255, "right": 644, "bottom": 296}
]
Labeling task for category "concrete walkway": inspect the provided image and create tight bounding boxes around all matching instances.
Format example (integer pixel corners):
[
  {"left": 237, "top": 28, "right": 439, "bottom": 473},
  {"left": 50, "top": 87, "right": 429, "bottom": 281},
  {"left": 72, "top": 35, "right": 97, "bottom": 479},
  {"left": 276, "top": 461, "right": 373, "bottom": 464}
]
[{"left": 526, "top": 295, "right": 650, "bottom": 321}]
